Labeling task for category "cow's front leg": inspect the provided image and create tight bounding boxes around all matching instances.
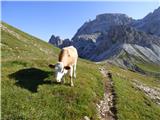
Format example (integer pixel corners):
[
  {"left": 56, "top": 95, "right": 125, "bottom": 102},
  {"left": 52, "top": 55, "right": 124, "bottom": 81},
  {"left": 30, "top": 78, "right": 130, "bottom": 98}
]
[
  {"left": 69, "top": 66, "right": 74, "bottom": 86},
  {"left": 70, "top": 77, "right": 73, "bottom": 87},
  {"left": 62, "top": 77, "right": 65, "bottom": 84},
  {"left": 62, "top": 69, "right": 68, "bottom": 84},
  {"left": 73, "top": 63, "right": 77, "bottom": 79}
]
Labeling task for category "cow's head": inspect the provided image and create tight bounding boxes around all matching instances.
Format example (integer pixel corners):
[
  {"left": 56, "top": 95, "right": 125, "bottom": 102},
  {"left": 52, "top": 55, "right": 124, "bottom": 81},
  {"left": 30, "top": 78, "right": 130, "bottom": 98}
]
[{"left": 49, "top": 62, "right": 70, "bottom": 82}]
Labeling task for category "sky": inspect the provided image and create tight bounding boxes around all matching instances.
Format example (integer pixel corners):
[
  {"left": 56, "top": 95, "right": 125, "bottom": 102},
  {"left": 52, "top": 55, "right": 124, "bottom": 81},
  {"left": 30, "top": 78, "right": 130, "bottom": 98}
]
[{"left": 1, "top": 1, "right": 160, "bottom": 42}]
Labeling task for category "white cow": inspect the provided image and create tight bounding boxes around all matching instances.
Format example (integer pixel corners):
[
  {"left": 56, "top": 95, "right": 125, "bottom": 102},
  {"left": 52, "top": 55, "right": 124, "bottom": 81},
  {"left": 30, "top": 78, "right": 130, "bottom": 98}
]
[{"left": 49, "top": 46, "right": 78, "bottom": 86}]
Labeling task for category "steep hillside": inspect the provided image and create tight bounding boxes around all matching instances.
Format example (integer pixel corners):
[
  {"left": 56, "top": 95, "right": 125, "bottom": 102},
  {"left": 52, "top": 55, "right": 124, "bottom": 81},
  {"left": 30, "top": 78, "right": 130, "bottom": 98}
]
[
  {"left": 2, "top": 22, "right": 160, "bottom": 120},
  {"left": 1, "top": 22, "right": 105, "bottom": 120}
]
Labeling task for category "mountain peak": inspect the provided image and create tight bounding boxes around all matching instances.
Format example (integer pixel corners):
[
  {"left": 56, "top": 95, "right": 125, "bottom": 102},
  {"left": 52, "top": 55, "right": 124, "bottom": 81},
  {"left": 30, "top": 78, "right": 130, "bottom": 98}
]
[
  {"left": 50, "top": 7, "right": 160, "bottom": 65},
  {"left": 153, "top": 6, "right": 160, "bottom": 14},
  {"left": 96, "top": 13, "right": 130, "bottom": 19},
  {"left": 95, "top": 13, "right": 133, "bottom": 24},
  {"left": 96, "top": 13, "right": 132, "bottom": 22},
  {"left": 49, "top": 35, "right": 72, "bottom": 48},
  {"left": 73, "top": 13, "right": 133, "bottom": 37},
  {"left": 144, "top": 6, "right": 160, "bottom": 20},
  {"left": 133, "top": 7, "right": 160, "bottom": 36}
]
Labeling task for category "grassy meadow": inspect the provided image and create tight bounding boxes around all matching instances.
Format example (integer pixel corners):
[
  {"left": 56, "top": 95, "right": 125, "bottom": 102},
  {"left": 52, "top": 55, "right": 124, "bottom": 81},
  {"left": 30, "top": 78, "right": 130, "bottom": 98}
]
[
  {"left": 1, "top": 22, "right": 105, "bottom": 120},
  {"left": 1, "top": 22, "right": 160, "bottom": 120}
]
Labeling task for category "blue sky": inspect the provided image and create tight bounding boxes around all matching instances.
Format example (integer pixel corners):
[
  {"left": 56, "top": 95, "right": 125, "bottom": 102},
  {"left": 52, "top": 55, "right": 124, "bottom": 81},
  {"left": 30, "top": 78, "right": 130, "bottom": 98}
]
[{"left": 1, "top": 1, "right": 159, "bottom": 42}]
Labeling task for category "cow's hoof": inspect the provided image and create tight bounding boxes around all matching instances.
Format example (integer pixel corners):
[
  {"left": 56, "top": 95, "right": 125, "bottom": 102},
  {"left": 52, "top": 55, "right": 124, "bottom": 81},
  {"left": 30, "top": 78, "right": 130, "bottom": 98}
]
[
  {"left": 62, "top": 79, "right": 65, "bottom": 84},
  {"left": 71, "top": 84, "right": 74, "bottom": 87},
  {"left": 57, "top": 81, "right": 61, "bottom": 84}
]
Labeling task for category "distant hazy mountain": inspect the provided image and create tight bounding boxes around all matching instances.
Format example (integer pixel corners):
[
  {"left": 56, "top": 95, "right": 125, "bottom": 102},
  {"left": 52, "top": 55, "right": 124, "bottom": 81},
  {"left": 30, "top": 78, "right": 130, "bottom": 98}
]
[{"left": 49, "top": 7, "right": 160, "bottom": 68}]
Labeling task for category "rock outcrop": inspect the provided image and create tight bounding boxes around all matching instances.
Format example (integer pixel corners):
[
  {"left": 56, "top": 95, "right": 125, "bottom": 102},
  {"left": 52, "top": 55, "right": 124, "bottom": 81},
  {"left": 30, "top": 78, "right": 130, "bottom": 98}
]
[
  {"left": 49, "top": 35, "right": 72, "bottom": 48},
  {"left": 132, "top": 79, "right": 160, "bottom": 105}
]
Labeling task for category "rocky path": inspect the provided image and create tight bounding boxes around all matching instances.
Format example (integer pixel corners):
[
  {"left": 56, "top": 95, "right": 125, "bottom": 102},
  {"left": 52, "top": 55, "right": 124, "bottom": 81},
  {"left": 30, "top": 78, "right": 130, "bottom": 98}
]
[{"left": 97, "top": 68, "right": 117, "bottom": 120}]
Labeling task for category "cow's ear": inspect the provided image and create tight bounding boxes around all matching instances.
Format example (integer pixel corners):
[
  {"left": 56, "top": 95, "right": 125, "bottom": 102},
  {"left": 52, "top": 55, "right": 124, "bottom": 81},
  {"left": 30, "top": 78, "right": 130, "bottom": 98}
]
[
  {"left": 49, "top": 64, "right": 55, "bottom": 68},
  {"left": 64, "top": 66, "right": 70, "bottom": 70}
]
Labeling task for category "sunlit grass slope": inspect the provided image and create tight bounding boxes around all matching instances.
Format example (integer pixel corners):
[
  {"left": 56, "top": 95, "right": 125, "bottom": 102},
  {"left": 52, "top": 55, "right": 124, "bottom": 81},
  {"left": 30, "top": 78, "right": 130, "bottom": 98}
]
[{"left": 1, "top": 22, "right": 104, "bottom": 120}]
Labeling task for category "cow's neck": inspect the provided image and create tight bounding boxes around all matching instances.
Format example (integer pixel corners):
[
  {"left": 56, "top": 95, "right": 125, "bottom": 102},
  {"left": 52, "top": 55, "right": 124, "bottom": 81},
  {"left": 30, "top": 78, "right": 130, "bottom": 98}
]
[
  {"left": 58, "top": 55, "right": 68, "bottom": 67},
  {"left": 59, "top": 60, "right": 67, "bottom": 67}
]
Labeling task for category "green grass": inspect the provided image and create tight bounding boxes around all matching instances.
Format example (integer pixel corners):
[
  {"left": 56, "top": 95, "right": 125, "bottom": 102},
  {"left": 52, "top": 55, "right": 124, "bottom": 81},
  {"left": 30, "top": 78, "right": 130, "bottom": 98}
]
[
  {"left": 113, "top": 75, "right": 160, "bottom": 120},
  {"left": 2, "top": 21, "right": 160, "bottom": 120},
  {"left": 1, "top": 22, "right": 105, "bottom": 120},
  {"left": 117, "top": 50, "right": 160, "bottom": 76},
  {"left": 103, "top": 63, "right": 160, "bottom": 120},
  {"left": 136, "top": 62, "right": 160, "bottom": 73}
]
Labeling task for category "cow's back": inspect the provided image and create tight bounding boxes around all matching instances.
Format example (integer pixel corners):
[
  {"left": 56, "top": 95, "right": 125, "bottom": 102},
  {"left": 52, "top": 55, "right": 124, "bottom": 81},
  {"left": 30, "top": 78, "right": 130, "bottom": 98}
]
[{"left": 59, "top": 46, "right": 78, "bottom": 66}]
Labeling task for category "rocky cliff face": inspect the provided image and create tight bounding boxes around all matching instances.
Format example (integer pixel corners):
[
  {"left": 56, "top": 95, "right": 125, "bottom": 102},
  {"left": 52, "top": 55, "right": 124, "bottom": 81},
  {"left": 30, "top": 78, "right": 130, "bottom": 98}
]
[
  {"left": 73, "top": 13, "right": 133, "bottom": 37},
  {"left": 76, "top": 26, "right": 160, "bottom": 63},
  {"left": 49, "top": 7, "right": 160, "bottom": 66}
]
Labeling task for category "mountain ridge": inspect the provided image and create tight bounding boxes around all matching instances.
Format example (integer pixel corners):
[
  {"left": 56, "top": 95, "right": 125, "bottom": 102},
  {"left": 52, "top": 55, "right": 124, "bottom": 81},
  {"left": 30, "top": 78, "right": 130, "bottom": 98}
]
[{"left": 49, "top": 7, "right": 160, "bottom": 69}]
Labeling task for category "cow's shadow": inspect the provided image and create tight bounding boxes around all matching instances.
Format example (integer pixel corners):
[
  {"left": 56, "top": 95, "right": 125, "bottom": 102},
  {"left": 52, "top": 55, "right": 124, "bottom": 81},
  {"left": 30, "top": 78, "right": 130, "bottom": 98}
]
[{"left": 9, "top": 67, "right": 58, "bottom": 93}]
